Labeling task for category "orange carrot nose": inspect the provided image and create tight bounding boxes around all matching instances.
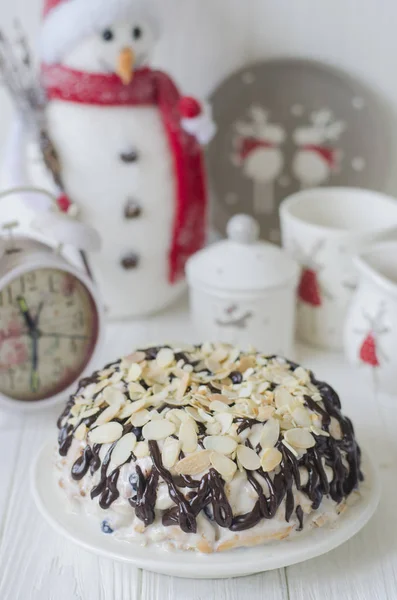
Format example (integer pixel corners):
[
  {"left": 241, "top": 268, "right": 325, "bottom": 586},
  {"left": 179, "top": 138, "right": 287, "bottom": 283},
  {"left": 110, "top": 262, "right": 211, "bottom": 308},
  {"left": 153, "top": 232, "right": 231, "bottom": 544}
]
[{"left": 116, "top": 47, "right": 135, "bottom": 85}]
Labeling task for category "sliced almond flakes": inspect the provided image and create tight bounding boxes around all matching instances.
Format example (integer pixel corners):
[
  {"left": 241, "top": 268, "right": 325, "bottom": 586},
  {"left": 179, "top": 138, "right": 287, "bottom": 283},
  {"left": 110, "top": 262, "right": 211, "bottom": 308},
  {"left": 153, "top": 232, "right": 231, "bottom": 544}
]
[
  {"left": 111, "top": 432, "right": 137, "bottom": 468},
  {"left": 209, "top": 393, "right": 233, "bottom": 405},
  {"left": 93, "top": 401, "right": 122, "bottom": 426},
  {"left": 74, "top": 423, "right": 87, "bottom": 441},
  {"left": 129, "top": 409, "right": 151, "bottom": 427},
  {"left": 274, "top": 387, "right": 294, "bottom": 409},
  {"left": 210, "top": 400, "right": 231, "bottom": 413},
  {"left": 176, "top": 372, "right": 190, "bottom": 401},
  {"left": 127, "top": 363, "right": 142, "bottom": 382},
  {"left": 126, "top": 351, "right": 146, "bottom": 364},
  {"left": 142, "top": 419, "right": 176, "bottom": 441},
  {"left": 236, "top": 445, "right": 261, "bottom": 470},
  {"left": 162, "top": 437, "right": 181, "bottom": 469},
  {"left": 89, "top": 422, "right": 123, "bottom": 444},
  {"left": 261, "top": 448, "right": 282, "bottom": 472},
  {"left": 210, "top": 452, "right": 237, "bottom": 481},
  {"left": 215, "top": 412, "right": 233, "bottom": 435},
  {"left": 260, "top": 418, "right": 280, "bottom": 449},
  {"left": 203, "top": 435, "right": 237, "bottom": 455},
  {"left": 156, "top": 348, "right": 175, "bottom": 368},
  {"left": 284, "top": 428, "right": 316, "bottom": 449},
  {"left": 134, "top": 441, "right": 150, "bottom": 458},
  {"left": 119, "top": 399, "right": 147, "bottom": 420},
  {"left": 103, "top": 387, "right": 125, "bottom": 406},
  {"left": 237, "top": 356, "right": 255, "bottom": 373},
  {"left": 179, "top": 419, "right": 198, "bottom": 453},
  {"left": 78, "top": 407, "right": 100, "bottom": 420},
  {"left": 175, "top": 450, "right": 211, "bottom": 475}
]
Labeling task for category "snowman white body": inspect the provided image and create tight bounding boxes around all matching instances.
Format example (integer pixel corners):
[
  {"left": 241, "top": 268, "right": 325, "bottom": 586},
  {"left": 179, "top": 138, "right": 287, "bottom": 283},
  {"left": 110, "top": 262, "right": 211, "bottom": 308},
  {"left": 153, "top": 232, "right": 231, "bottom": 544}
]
[
  {"left": 34, "top": 6, "right": 213, "bottom": 320},
  {"left": 46, "top": 101, "right": 183, "bottom": 318}
]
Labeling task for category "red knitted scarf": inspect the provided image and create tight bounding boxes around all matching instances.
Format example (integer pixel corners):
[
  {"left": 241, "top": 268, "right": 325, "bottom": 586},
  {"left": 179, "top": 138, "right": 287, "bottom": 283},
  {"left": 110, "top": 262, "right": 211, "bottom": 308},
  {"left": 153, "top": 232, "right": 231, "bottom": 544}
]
[{"left": 42, "top": 64, "right": 207, "bottom": 283}]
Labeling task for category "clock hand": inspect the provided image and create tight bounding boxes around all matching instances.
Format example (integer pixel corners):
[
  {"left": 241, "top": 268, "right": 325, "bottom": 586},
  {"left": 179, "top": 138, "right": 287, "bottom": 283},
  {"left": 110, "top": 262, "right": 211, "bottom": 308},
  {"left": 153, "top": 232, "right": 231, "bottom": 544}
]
[
  {"left": 30, "top": 331, "right": 40, "bottom": 393},
  {"left": 15, "top": 298, "right": 40, "bottom": 392},
  {"left": 40, "top": 332, "right": 89, "bottom": 341},
  {"left": 34, "top": 301, "right": 44, "bottom": 327},
  {"left": 16, "top": 296, "right": 36, "bottom": 332}
]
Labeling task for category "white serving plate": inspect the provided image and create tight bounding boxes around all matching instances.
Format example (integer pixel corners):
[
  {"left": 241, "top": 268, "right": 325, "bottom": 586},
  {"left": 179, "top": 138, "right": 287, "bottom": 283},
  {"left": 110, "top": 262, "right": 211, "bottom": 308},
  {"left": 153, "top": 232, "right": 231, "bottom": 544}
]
[{"left": 31, "top": 442, "right": 380, "bottom": 579}]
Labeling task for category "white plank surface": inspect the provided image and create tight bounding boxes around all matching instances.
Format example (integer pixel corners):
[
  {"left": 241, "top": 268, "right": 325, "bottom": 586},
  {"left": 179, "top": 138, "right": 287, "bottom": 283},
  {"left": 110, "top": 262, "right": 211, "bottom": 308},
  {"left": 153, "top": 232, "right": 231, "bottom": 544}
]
[
  {"left": 0, "top": 300, "right": 396, "bottom": 600},
  {"left": 0, "top": 413, "right": 22, "bottom": 535},
  {"left": 286, "top": 351, "right": 397, "bottom": 600},
  {"left": 140, "top": 569, "right": 288, "bottom": 600}
]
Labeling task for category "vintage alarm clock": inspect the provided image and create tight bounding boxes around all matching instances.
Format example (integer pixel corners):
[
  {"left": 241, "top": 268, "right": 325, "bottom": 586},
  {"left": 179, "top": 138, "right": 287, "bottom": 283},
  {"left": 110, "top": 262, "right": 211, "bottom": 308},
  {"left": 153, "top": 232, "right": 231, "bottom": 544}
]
[{"left": 0, "top": 187, "right": 104, "bottom": 410}]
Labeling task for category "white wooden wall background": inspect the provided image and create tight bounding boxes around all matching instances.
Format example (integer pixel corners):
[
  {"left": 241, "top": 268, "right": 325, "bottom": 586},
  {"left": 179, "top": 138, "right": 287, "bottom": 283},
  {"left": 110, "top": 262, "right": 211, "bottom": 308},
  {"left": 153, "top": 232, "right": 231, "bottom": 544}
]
[{"left": 1, "top": 0, "right": 397, "bottom": 224}]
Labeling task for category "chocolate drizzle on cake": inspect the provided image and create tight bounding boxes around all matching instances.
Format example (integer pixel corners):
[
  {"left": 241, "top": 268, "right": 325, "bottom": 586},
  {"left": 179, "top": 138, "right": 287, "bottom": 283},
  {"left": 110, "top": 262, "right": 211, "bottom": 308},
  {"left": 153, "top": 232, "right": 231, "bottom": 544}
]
[
  {"left": 296, "top": 505, "right": 304, "bottom": 531},
  {"left": 149, "top": 440, "right": 197, "bottom": 533},
  {"left": 57, "top": 346, "right": 363, "bottom": 539},
  {"left": 129, "top": 465, "right": 159, "bottom": 526},
  {"left": 71, "top": 445, "right": 93, "bottom": 481}
]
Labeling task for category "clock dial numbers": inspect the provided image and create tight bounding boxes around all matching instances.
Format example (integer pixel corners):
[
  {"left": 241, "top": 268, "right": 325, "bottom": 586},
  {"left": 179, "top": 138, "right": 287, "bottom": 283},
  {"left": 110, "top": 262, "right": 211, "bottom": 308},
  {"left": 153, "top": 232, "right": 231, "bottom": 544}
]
[{"left": 0, "top": 268, "right": 98, "bottom": 401}]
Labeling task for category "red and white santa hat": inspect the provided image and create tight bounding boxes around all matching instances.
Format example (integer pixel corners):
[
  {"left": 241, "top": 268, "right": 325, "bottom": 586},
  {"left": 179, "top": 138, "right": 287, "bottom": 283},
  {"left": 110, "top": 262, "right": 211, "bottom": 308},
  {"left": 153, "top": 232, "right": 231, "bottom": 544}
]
[{"left": 40, "top": 0, "right": 160, "bottom": 64}]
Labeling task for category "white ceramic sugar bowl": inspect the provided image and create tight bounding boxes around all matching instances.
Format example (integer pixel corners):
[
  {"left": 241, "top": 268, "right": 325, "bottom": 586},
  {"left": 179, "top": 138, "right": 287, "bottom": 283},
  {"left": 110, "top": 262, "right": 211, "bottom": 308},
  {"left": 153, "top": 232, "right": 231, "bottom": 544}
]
[{"left": 186, "top": 215, "right": 300, "bottom": 355}]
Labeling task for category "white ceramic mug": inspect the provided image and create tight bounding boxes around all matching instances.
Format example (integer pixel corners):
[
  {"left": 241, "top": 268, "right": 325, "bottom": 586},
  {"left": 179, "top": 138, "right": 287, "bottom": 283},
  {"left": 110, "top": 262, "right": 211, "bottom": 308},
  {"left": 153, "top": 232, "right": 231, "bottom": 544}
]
[
  {"left": 344, "top": 241, "right": 397, "bottom": 396},
  {"left": 280, "top": 187, "right": 397, "bottom": 350}
]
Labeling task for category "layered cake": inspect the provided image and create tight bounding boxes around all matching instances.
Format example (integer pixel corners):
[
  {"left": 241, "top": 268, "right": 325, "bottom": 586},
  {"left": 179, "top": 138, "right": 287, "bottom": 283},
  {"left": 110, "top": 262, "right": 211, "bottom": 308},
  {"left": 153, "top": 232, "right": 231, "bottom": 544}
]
[{"left": 56, "top": 344, "right": 363, "bottom": 553}]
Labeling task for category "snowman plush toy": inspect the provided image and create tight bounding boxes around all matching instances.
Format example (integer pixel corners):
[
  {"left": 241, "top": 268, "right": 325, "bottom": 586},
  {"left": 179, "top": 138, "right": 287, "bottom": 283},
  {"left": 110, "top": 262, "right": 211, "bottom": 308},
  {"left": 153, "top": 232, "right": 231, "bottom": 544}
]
[{"left": 38, "top": 0, "right": 215, "bottom": 319}]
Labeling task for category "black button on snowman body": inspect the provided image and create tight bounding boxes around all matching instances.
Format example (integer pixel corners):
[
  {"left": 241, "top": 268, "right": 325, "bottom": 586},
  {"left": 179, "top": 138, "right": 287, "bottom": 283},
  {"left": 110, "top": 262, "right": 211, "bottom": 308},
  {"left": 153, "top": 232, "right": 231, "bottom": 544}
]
[
  {"left": 121, "top": 253, "right": 140, "bottom": 270},
  {"left": 119, "top": 149, "right": 139, "bottom": 163},
  {"left": 124, "top": 198, "right": 142, "bottom": 219},
  {"left": 121, "top": 186, "right": 141, "bottom": 270},
  {"left": 120, "top": 148, "right": 141, "bottom": 268}
]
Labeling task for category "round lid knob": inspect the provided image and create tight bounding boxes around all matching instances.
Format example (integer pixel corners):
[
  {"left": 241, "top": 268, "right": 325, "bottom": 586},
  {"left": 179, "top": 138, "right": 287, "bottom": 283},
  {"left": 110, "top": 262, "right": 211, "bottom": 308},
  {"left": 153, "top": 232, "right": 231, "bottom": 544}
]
[{"left": 226, "top": 214, "right": 260, "bottom": 245}]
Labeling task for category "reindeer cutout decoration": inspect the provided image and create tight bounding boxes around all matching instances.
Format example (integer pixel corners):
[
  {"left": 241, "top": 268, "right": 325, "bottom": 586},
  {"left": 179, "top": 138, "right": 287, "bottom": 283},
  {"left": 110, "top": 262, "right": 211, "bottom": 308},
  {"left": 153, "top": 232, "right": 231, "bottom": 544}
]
[
  {"left": 292, "top": 109, "right": 346, "bottom": 189},
  {"left": 232, "top": 106, "right": 286, "bottom": 215}
]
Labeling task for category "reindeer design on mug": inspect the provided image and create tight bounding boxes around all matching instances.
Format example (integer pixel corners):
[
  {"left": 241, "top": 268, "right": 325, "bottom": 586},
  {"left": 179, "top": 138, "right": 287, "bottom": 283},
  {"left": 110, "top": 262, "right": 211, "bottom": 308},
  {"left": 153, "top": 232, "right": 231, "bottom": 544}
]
[
  {"left": 292, "top": 110, "right": 346, "bottom": 189},
  {"left": 233, "top": 106, "right": 286, "bottom": 215},
  {"left": 356, "top": 304, "right": 389, "bottom": 388},
  {"left": 215, "top": 304, "right": 253, "bottom": 330},
  {"left": 294, "top": 239, "right": 333, "bottom": 338},
  {"left": 296, "top": 240, "right": 332, "bottom": 305}
]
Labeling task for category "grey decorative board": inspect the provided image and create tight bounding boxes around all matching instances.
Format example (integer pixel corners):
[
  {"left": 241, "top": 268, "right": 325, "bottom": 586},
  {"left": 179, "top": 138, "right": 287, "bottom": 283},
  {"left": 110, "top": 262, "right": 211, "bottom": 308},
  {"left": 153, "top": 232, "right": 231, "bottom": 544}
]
[{"left": 207, "top": 59, "right": 392, "bottom": 243}]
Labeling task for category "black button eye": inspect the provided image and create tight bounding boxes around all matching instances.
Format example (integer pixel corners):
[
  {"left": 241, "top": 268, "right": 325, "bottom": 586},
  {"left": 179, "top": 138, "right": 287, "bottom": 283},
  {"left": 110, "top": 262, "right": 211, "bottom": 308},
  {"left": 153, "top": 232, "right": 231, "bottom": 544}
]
[
  {"left": 102, "top": 29, "right": 114, "bottom": 42},
  {"left": 132, "top": 26, "right": 142, "bottom": 40}
]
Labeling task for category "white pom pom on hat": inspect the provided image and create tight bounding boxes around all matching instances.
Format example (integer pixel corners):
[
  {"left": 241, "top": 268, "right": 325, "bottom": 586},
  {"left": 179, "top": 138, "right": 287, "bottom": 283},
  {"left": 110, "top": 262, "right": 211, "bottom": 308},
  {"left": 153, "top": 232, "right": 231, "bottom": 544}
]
[{"left": 40, "top": 0, "right": 160, "bottom": 64}]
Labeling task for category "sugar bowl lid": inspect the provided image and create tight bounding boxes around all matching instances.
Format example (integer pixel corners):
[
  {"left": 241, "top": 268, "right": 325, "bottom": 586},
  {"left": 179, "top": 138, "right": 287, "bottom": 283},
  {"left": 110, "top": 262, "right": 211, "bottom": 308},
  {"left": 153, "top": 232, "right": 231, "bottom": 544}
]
[{"left": 186, "top": 214, "right": 299, "bottom": 292}]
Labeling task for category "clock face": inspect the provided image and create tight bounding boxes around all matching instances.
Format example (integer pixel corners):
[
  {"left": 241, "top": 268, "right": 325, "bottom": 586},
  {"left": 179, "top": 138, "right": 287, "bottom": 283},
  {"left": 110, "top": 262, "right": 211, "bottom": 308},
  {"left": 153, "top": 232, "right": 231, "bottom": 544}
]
[{"left": 0, "top": 268, "right": 99, "bottom": 401}]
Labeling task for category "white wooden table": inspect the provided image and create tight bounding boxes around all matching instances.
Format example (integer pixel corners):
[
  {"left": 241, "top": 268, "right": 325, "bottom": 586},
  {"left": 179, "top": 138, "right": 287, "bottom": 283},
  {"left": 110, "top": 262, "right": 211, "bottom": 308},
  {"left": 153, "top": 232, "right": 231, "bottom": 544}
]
[{"left": 0, "top": 296, "right": 396, "bottom": 600}]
